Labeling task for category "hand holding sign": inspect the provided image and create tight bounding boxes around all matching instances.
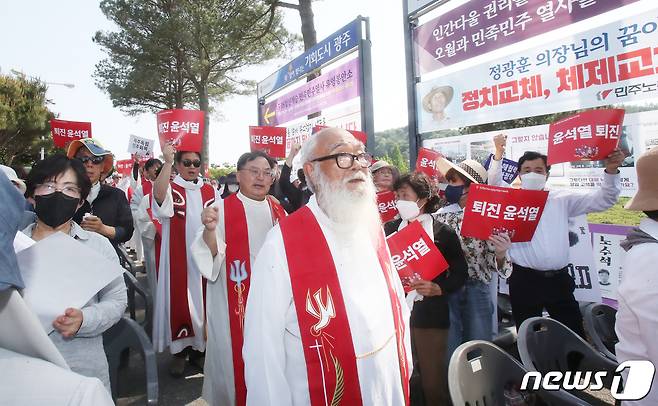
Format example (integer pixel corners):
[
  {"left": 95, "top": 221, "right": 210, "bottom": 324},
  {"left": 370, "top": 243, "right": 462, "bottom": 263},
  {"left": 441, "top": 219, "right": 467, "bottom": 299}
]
[
  {"left": 547, "top": 108, "right": 625, "bottom": 165},
  {"left": 386, "top": 221, "right": 449, "bottom": 293},
  {"left": 461, "top": 184, "right": 548, "bottom": 242}
]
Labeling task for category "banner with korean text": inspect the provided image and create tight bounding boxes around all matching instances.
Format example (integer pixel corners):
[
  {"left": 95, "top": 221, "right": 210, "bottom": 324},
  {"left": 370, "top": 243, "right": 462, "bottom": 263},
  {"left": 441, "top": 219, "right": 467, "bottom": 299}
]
[
  {"left": 415, "top": 147, "right": 442, "bottom": 177},
  {"left": 377, "top": 191, "right": 399, "bottom": 223},
  {"left": 248, "top": 126, "right": 287, "bottom": 158},
  {"left": 115, "top": 159, "right": 133, "bottom": 176},
  {"left": 589, "top": 223, "right": 633, "bottom": 308},
  {"left": 156, "top": 109, "right": 204, "bottom": 153},
  {"left": 547, "top": 109, "right": 625, "bottom": 165},
  {"left": 386, "top": 221, "right": 448, "bottom": 293},
  {"left": 127, "top": 134, "right": 155, "bottom": 158},
  {"left": 50, "top": 119, "right": 92, "bottom": 148},
  {"left": 423, "top": 110, "right": 658, "bottom": 197},
  {"left": 416, "top": 9, "right": 658, "bottom": 133},
  {"left": 461, "top": 184, "right": 548, "bottom": 242},
  {"left": 413, "top": 0, "right": 640, "bottom": 75}
]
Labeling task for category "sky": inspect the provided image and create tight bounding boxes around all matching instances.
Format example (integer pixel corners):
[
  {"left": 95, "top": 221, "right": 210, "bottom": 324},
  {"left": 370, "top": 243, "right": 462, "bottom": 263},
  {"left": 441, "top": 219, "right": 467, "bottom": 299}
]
[{"left": 0, "top": 0, "right": 409, "bottom": 165}]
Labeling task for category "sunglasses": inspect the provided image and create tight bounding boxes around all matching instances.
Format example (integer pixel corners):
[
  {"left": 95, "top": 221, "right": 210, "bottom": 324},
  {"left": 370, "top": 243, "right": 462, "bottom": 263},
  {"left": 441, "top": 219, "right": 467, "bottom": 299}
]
[
  {"left": 75, "top": 155, "right": 105, "bottom": 165},
  {"left": 182, "top": 159, "right": 202, "bottom": 168}
]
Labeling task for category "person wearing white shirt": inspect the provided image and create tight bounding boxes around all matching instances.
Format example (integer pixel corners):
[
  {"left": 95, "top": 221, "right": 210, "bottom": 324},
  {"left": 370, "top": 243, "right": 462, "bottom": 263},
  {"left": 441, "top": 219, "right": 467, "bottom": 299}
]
[
  {"left": 488, "top": 134, "right": 624, "bottom": 336},
  {"left": 616, "top": 146, "right": 658, "bottom": 405},
  {"left": 243, "top": 128, "right": 412, "bottom": 406}
]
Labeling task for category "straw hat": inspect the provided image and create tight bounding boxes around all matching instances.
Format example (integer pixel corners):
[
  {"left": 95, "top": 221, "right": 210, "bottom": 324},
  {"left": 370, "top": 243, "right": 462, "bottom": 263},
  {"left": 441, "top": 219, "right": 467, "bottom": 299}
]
[
  {"left": 67, "top": 138, "right": 114, "bottom": 175},
  {"left": 436, "top": 157, "right": 488, "bottom": 184},
  {"left": 370, "top": 160, "right": 394, "bottom": 173},
  {"left": 422, "top": 86, "right": 454, "bottom": 113},
  {"left": 625, "top": 146, "right": 658, "bottom": 211}
]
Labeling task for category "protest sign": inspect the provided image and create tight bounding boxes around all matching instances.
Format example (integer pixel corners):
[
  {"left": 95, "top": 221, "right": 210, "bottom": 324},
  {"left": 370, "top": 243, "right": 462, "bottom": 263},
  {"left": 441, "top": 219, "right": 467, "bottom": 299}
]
[
  {"left": 128, "top": 134, "right": 155, "bottom": 158},
  {"left": 156, "top": 109, "right": 204, "bottom": 152},
  {"left": 248, "top": 126, "right": 287, "bottom": 158},
  {"left": 589, "top": 223, "right": 633, "bottom": 308},
  {"left": 115, "top": 159, "right": 133, "bottom": 176},
  {"left": 415, "top": 147, "right": 441, "bottom": 177},
  {"left": 377, "top": 191, "right": 399, "bottom": 223},
  {"left": 386, "top": 221, "right": 449, "bottom": 293},
  {"left": 548, "top": 109, "right": 625, "bottom": 165},
  {"left": 50, "top": 119, "right": 92, "bottom": 148},
  {"left": 483, "top": 153, "right": 519, "bottom": 184},
  {"left": 461, "top": 184, "right": 548, "bottom": 242}
]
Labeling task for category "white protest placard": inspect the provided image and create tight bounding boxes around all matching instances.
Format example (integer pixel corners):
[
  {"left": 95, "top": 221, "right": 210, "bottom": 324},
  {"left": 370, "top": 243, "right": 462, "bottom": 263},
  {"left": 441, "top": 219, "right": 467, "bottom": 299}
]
[
  {"left": 16, "top": 232, "right": 124, "bottom": 334},
  {"left": 128, "top": 134, "right": 155, "bottom": 157}
]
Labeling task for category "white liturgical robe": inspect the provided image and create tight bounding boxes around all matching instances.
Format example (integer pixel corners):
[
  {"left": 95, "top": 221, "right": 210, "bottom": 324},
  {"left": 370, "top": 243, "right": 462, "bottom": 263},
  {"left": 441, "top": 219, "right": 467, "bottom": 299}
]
[
  {"left": 243, "top": 196, "right": 412, "bottom": 406},
  {"left": 190, "top": 191, "right": 277, "bottom": 406},
  {"left": 152, "top": 175, "right": 220, "bottom": 354}
]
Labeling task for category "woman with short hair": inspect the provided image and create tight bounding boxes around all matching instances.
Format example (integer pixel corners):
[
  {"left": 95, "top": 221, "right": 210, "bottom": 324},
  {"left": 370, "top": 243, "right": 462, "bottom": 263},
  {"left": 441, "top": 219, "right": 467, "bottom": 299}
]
[{"left": 23, "top": 154, "right": 127, "bottom": 393}]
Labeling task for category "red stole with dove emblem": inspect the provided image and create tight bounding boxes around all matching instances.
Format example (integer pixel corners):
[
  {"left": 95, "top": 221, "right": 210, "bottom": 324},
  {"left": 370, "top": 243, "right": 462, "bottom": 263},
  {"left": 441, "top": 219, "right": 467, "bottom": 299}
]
[
  {"left": 224, "top": 193, "right": 285, "bottom": 406},
  {"left": 169, "top": 182, "right": 215, "bottom": 342},
  {"left": 280, "top": 206, "right": 411, "bottom": 406}
]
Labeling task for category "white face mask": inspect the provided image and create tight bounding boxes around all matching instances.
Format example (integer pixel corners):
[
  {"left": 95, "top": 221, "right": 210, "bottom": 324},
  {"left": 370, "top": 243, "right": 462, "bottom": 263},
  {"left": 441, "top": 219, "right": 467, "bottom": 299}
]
[
  {"left": 520, "top": 172, "right": 547, "bottom": 190},
  {"left": 396, "top": 199, "right": 421, "bottom": 221}
]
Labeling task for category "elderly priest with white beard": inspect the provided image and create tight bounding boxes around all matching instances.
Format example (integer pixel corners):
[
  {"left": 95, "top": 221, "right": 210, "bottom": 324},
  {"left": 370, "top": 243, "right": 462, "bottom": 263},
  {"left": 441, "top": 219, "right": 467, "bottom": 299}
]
[{"left": 243, "top": 128, "right": 412, "bottom": 406}]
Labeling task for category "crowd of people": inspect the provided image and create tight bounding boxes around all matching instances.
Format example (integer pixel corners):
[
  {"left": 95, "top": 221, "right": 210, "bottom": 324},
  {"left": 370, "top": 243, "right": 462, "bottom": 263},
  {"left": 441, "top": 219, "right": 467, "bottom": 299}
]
[{"left": 1, "top": 127, "right": 657, "bottom": 405}]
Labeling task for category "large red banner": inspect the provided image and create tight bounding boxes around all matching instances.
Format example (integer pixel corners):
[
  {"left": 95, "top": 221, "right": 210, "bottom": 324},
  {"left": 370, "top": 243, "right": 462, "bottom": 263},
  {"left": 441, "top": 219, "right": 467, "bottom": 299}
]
[
  {"left": 248, "top": 126, "right": 287, "bottom": 158},
  {"left": 386, "top": 221, "right": 448, "bottom": 293},
  {"left": 115, "top": 159, "right": 133, "bottom": 176},
  {"left": 50, "top": 119, "right": 92, "bottom": 148},
  {"left": 461, "top": 184, "right": 548, "bottom": 243},
  {"left": 377, "top": 191, "right": 399, "bottom": 223},
  {"left": 156, "top": 109, "right": 204, "bottom": 153},
  {"left": 415, "top": 147, "right": 441, "bottom": 177},
  {"left": 547, "top": 109, "right": 625, "bottom": 165}
]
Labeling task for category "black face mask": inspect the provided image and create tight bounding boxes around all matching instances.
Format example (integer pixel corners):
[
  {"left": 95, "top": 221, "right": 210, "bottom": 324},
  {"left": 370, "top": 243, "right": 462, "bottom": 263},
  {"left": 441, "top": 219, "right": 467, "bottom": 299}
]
[{"left": 34, "top": 192, "right": 80, "bottom": 228}]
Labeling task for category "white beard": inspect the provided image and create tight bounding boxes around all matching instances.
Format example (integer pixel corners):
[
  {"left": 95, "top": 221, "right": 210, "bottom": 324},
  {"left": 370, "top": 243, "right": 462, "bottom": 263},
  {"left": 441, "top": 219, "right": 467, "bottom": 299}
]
[{"left": 311, "top": 167, "right": 382, "bottom": 243}]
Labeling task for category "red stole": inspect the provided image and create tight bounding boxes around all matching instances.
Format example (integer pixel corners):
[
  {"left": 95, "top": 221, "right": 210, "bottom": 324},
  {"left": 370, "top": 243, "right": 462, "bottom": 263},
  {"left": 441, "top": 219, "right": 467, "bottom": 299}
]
[
  {"left": 224, "top": 194, "right": 285, "bottom": 406},
  {"left": 168, "top": 181, "right": 215, "bottom": 342},
  {"left": 143, "top": 181, "right": 163, "bottom": 274},
  {"left": 279, "top": 207, "right": 410, "bottom": 406}
]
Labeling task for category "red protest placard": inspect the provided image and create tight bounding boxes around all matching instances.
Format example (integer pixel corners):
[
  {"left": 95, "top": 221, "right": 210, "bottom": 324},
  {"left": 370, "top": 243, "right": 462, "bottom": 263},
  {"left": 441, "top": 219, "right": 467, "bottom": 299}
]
[
  {"left": 415, "top": 148, "right": 441, "bottom": 177},
  {"left": 547, "top": 109, "right": 625, "bottom": 165},
  {"left": 461, "top": 184, "right": 549, "bottom": 243},
  {"left": 313, "top": 126, "right": 368, "bottom": 146},
  {"left": 115, "top": 159, "right": 133, "bottom": 176},
  {"left": 50, "top": 119, "right": 92, "bottom": 148},
  {"left": 386, "top": 221, "right": 449, "bottom": 293},
  {"left": 249, "top": 126, "right": 287, "bottom": 158},
  {"left": 377, "top": 191, "right": 399, "bottom": 223},
  {"left": 156, "top": 109, "right": 204, "bottom": 153}
]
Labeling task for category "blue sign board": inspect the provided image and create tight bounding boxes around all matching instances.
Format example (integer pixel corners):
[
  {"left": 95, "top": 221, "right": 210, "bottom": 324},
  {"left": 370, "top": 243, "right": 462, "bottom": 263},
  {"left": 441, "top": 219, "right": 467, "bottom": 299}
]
[{"left": 257, "top": 19, "right": 361, "bottom": 98}]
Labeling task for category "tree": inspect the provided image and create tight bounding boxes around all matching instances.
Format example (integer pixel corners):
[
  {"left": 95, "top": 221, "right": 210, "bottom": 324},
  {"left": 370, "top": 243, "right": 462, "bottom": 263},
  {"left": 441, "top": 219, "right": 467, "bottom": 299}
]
[
  {"left": 382, "top": 144, "right": 409, "bottom": 173},
  {"left": 95, "top": 0, "right": 298, "bottom": 165},
  {"left": 0, "top": 74, "right": 55, "bottom": 167}
]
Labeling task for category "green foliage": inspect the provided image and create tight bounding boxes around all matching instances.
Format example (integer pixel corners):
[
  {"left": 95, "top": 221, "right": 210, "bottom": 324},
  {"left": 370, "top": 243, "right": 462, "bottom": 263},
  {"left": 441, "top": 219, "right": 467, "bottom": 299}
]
[
  {"left": 373, "top": 127, "right": 410, "bottom": 171},
  {"left": 588, "top": 197, "right": 646, "bottom": 226},
  {"left": 0, "top": 74, "right": 56, "bottom": 167},
  {"left": 381, "top": 144, "right": 409, "bottom": 173},
  {"left": 208, "top": 164, "right": 236, "bottom": 179},
  {"left": 94, "top": 0, "right": 299, "bottom": 163}
]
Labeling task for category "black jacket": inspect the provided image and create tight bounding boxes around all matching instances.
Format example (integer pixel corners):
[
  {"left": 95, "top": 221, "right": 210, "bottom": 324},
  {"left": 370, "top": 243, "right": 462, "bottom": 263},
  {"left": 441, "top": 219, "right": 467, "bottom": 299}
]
[
  {"left": 74, "top": 184, "right": 134, "bottom": 246},
  {"left": 279, "top": 163, "right": 312, "bottom": 213},
  {"left": 385, "top": 218, "right": 468, "bottom": 329}
]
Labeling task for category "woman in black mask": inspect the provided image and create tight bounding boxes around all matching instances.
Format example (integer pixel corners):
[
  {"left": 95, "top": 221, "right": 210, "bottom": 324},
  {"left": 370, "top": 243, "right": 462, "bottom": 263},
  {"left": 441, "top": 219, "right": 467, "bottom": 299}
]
[{"left": 23, "top": 154, "right": 127, "bottom": 393}]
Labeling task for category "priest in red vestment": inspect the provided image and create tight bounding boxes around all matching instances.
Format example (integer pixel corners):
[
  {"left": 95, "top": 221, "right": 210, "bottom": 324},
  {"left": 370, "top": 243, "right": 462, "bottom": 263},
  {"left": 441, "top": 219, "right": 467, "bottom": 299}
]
[
  {"left": 152, "top": 143, "right": 220, "bottom": 376},
  {"left": 189, "top": 150, "right": 285, "bottom": 406},
  {"left": 243, "top": 127, "right": 412, "bottom": 406}
]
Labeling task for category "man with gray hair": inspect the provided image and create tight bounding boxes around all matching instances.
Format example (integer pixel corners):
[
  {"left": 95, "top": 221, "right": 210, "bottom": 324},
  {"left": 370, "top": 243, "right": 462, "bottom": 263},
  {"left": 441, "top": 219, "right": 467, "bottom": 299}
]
[{"left": 243, "top": 127, "right": 412, "bottom": 406}]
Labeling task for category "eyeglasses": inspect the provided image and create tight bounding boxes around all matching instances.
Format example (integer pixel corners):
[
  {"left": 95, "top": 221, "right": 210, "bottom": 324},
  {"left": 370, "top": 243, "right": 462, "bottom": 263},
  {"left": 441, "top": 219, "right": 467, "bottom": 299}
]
[
  {"left": 182, "top": 159, "right": 202, "bottom": 168},
  {"left": 35, "top": 182, "right": 81, "bottom": 198},
  {"left": 241, "top": 167, "right": 275, "bottom": 179},
  {"left": 311, "top": 152, "right": 372, "bottom": 169},
  {"left": 75, "top": 155, "right": 105, "bottom": 165}
]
